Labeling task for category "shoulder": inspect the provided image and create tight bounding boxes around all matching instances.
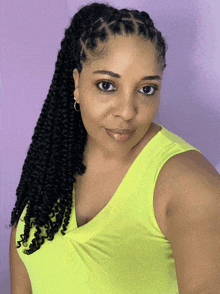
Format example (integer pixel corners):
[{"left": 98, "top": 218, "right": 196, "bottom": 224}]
[
  {"left": 166, "top": 150, "right": 220, "bottom": 213},
  {"left": 164, "top": 149, "right": 220, "bottom": 220},
  {"left": 164, "top": 150, "right": 220, "bottom": 292}
]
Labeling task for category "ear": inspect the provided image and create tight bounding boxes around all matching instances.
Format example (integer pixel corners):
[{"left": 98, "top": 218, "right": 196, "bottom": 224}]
[{"left": 73, "top": 68, "right": 80, "bottom": 102}]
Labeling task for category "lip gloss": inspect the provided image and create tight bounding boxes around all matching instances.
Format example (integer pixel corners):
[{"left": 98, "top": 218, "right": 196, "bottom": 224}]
[{"left": 105, "top": 130, "right": 134, "bottom": 142}]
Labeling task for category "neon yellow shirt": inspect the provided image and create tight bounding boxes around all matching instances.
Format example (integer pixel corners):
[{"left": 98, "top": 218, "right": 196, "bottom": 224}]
[{"left": 16, "top": 124, "right": 201, "bottom": 293}]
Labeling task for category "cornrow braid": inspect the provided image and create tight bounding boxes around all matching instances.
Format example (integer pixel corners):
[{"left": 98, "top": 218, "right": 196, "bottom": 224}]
[
  {"left": 10, "top": 2, "right": 168, "bottom": 255},
  {"left": 76, "top": 7, "right": 167, "bottom": 73}
]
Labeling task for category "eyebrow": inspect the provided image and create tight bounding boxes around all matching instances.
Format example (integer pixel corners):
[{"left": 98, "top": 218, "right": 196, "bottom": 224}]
[{"left": 93, "top": 70, "right": 161, "bottom": 80}]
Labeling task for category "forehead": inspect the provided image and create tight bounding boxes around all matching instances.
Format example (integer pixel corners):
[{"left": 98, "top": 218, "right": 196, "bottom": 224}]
[{"left": 83, "top": 34, "right": 161, "bottom": 75}]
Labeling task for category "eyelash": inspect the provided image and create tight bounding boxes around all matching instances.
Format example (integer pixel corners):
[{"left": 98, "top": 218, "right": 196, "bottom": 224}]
[{"left": 96, "top": 81, "right": 158, "bottom": 96}]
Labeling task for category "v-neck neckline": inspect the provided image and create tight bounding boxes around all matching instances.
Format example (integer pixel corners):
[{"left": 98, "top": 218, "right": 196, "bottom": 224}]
[{"left": 71, "top": 124, "right": 164, "bottom": 236}]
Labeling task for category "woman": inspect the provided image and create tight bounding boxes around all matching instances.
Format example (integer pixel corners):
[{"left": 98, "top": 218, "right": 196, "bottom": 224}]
[{"left": 9, "top": 2, "right": 220, "bottom": 293}]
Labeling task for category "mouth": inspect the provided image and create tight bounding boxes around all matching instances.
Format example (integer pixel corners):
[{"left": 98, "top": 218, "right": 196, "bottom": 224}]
[
  {"left": 105, "top": 128, "right": 136, "bottom": 142},
  {"left": 105, "top": 128, "right": 136, "bottom": 134}
]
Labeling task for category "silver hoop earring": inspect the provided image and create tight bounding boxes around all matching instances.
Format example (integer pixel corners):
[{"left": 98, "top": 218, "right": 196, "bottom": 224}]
[{"left": 74, "top": 96, "right": 80, "bottom": 112}]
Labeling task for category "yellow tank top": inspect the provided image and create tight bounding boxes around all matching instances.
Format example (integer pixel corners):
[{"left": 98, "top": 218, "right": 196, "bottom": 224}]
[{"left": 16, "top": 124, "right": 201, "bottom": 293}]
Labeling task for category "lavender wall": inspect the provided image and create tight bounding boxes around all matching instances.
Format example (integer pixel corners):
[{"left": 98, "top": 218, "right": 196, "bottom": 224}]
[{"left": 1, "top": 0, "right": 220, "bottom": 292}]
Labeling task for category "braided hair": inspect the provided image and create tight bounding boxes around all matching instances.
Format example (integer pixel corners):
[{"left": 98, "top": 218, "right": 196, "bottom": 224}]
[{"left": 9, "top": 2, "right": 168, "bottom": 255}]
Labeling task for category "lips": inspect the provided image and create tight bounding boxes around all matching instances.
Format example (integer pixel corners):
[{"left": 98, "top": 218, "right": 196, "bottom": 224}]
[
  {"left": 105, "top": 128, "right": 136, "bottom": 134},
  {"left": 105, "top": 128, "right": 136, "bottom": 142}
]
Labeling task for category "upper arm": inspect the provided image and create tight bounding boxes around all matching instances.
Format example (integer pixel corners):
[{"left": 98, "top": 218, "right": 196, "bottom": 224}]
[
  {"left": 9, "top": 225, "right": 32, "bottom": 294},
  {"left": 166, "top": 150, "right": 220, "bottom": 293}
]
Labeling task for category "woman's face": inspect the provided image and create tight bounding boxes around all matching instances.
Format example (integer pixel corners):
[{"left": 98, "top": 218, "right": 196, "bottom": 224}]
[{"left": 73, "top": 34, "right": 163, "bottom": 162}]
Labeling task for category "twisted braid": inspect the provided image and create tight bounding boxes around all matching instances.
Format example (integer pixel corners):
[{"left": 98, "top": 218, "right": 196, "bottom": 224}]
[{"left": 10, "top": 2, "right": 168, "bottom": 255}]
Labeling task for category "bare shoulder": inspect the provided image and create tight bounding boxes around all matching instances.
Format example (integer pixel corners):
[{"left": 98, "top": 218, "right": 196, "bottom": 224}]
[
  {"left": 154, "top": 149, "right": 219, "bottom": 211},
  {"left": 166, "top": 149, "right": 219, "bottom": 177},
  {"left": 159, "top": 149, "right": 219, "bottom": 178},
  {"left": 164, "top": 150, "right": 220, "bottom": 292},
  {"left": 166, "top": 150, "right": 220, "bottom": 213}
]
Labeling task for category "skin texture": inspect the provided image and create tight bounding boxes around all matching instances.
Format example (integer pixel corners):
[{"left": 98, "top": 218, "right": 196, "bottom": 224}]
[{"left": 73, "top": 34, "right": 163, "bottom": 166}]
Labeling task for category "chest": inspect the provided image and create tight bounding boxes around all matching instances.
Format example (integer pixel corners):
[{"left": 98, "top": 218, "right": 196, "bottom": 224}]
[{"left": 74, "top": 167, "right": 170, "bottom": 239}]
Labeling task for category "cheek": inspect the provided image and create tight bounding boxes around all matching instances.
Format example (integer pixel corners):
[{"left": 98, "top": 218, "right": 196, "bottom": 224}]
[
  {"left": 79, "top": 103, "right": 103, "bottom": 132},
  {"left": 145, "top": 97, "right": 161, "bottom": 115},
  {"left": 137, "top": 103, "right": 159, "bottom": 125},
  {"left": 141, "top": 97, "right": 160, "bottom": 112}
]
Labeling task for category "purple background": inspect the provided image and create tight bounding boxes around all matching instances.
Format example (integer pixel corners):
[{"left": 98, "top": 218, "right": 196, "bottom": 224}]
[{"left": 1, "top": 0, "right": 220, "bottom": 292}]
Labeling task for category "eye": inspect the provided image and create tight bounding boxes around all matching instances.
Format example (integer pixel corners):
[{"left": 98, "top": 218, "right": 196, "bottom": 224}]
[
  {"left": 96, "top": 81, "right": 158, "bottom": 96},
  {"left": 97, "top": 81, "right": 116, "bottom": 92},
  {"left": 139, "top": 86, "right": 157, "bottom": 96}
]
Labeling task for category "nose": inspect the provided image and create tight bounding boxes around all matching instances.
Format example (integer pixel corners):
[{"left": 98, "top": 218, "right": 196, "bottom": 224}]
[{"left": 114, "top": 94, "right": 137, "bottom": 121}]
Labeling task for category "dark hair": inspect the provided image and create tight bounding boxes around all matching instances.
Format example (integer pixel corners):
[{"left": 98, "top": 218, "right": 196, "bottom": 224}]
[{"left": 9, "top": 2, "right": 168, "bottom": 255}]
